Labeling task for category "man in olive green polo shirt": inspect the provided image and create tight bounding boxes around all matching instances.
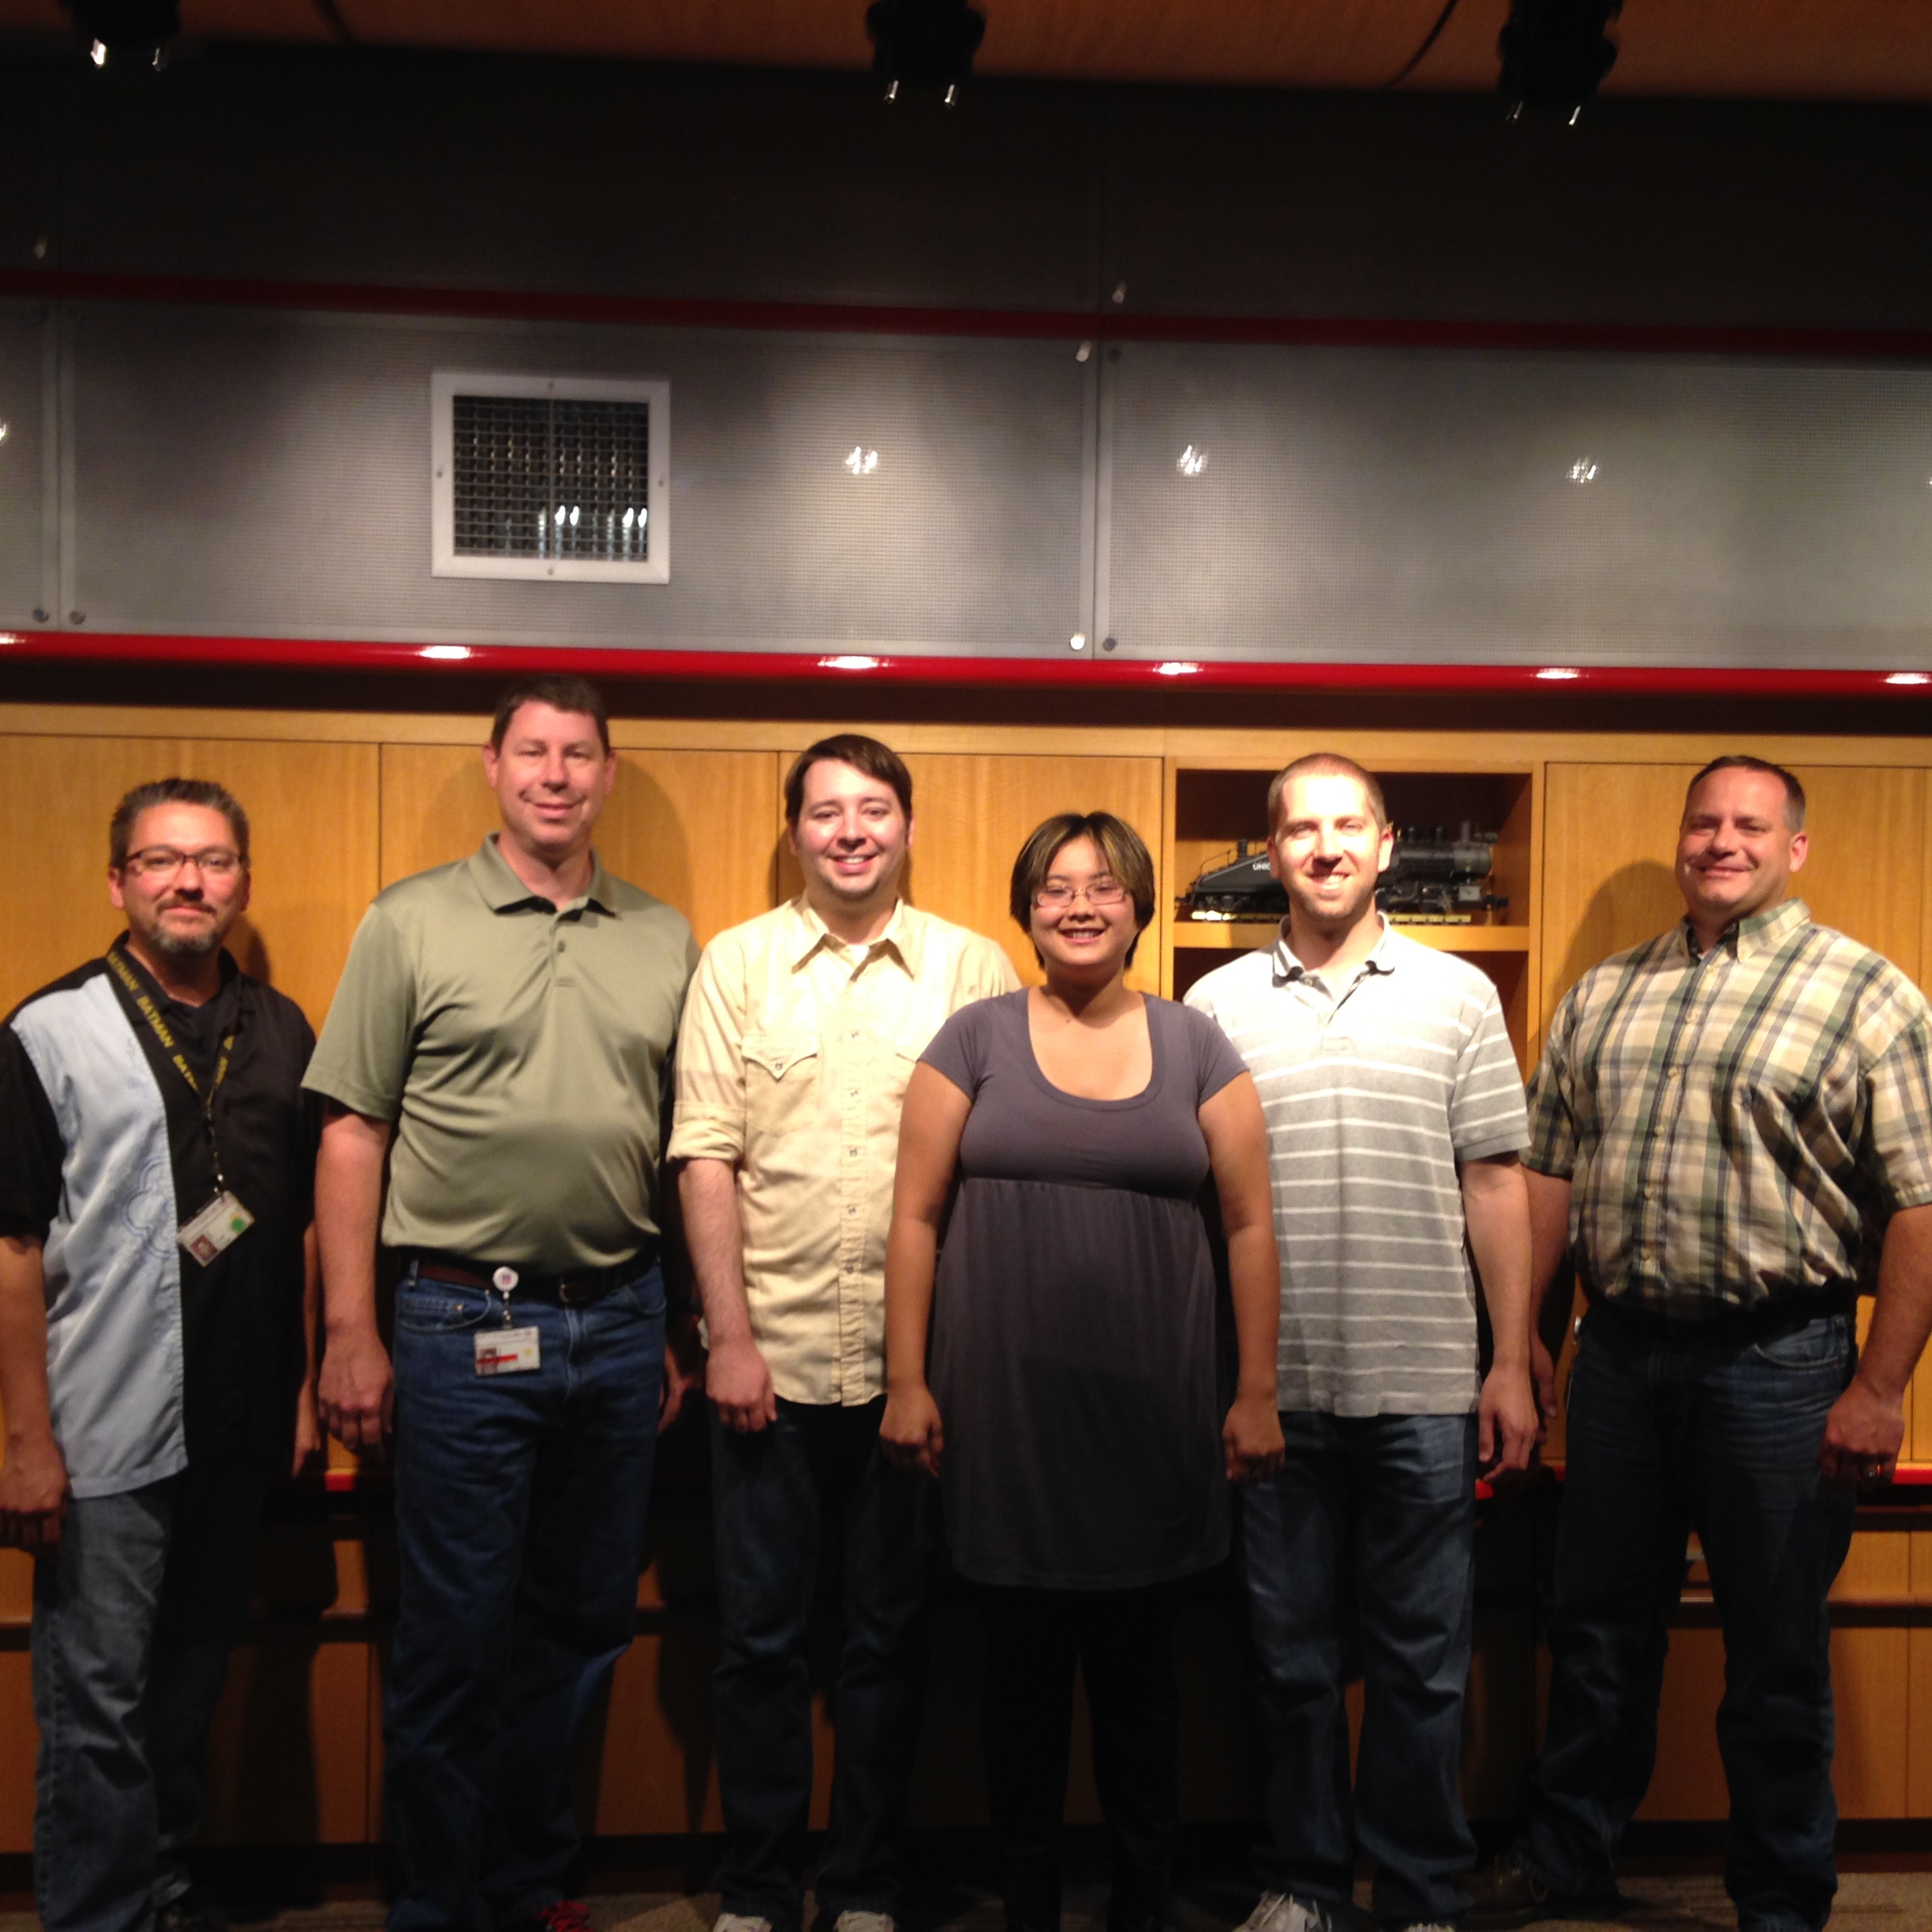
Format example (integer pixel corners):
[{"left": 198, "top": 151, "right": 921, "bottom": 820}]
[{"left": 306, "top": 675, "right": 696, "bottom": 1932}]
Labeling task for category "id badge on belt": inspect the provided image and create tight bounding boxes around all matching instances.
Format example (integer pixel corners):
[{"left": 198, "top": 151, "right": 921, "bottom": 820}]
[
  {"left": 178, "top": 1191, "right": 255, "bottom": 1264},
  {"left": 474, "top": 1266, "right": 541, "bottom": 1376}
]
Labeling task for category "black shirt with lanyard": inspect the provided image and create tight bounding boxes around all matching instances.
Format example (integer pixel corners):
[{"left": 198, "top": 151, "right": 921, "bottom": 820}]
[{"left": 102, "top": 938, "right": 318, "bottom": 1468}]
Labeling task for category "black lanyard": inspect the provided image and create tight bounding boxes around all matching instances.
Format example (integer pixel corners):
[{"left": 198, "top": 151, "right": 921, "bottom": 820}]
[{"left": 106, "top": 947, "right": 236, "bottom": 1193}]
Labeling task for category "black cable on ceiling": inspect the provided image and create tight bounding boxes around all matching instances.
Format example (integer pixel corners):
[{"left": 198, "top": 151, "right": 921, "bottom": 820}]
[
  {"left": 1381, "top": 0, "right": 1464, "bottom": 90},
  {"left": 311, "top": 0, "right": 355, "bottom": 45}
]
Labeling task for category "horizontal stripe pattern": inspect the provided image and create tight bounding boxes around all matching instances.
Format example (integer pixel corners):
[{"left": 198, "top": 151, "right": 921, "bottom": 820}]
[
  {"left": 1527, "top": 897, "right": 1932, "bottom": 1315},
  {"left": 1187, "top": 923, "right": 1527, "bottom": 1418}
]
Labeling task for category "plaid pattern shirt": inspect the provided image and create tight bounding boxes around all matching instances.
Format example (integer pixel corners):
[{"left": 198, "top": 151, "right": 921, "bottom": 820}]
[{"left": 1526, "top": 897, "right": 1932, "bottom": 1314}]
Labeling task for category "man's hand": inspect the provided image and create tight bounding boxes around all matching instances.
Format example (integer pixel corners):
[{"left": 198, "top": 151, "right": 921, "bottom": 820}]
[
  {"left": 1478, "top": 1363, "right": 1541, "bottom": 1478},
  {"left": 1819, "top": 1373, "right": 1906, "bottom": 1491},
  {"left": 318, "top": 1327, "right": 395, "bottom": 1453},
  {"left": 1222, "top": 1391, "right": 1286, "bottom": 1485},
  {"left": 880, "top": 1385, "right": 945, "bottom": 1479},
  {"left": 0, "top": 1429, "right": 69, "bottom": 1552},
  {"left": 658, "top": 1310, "right": 705, "bottom": 1432},
  {"left": 707, "top": 1333, "right": 776, "bottom": 1433}
]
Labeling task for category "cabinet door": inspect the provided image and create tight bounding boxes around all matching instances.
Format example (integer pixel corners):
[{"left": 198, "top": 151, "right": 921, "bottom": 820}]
[
  {"left": 379, "top": 743, "right": 777, "bottom": 949},
  {"left": 1541, "top": 763, "right": 1924, "bottom": 1022},
  {"left": 0, "top": 732, "right": 378, "bottom": 1030}
]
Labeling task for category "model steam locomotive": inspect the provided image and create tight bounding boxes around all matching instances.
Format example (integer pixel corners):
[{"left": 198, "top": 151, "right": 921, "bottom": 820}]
[{"left": 1179, "top": 824, "right": 1507, "bottom": 924}]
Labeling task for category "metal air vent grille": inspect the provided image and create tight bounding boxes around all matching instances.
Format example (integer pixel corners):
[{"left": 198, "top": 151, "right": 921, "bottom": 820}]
[
  {"left": 452, "top": 394, "right": 653, "bottom": 563},
  {"left": 432, "top": 373, "right": 670, "bottom": 582}
]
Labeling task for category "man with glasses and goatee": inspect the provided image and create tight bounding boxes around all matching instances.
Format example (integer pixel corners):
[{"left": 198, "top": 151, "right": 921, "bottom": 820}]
[{"left": 0, "top": 777, "right": 320, "bottom": 1932}]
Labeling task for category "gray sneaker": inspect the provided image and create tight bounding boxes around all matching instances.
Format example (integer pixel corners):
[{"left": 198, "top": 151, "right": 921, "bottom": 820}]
[
  {"left": 713, "top": 1916, "right": 773, "bottom": 1932},
  {"left": 833, "top": 1915, "right": 897, "bottom": 1932},
  {"left": 1237, "top": 1896, "right": 1335, "bottom": 1932}
]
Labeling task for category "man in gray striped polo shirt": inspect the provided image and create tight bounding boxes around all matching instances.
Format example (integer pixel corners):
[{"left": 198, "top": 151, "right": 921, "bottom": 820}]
[{"left": 1186, "top": 752, "right": 1537, "bottom": 1932}]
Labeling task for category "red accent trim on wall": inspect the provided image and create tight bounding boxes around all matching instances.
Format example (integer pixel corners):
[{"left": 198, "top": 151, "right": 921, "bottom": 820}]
[
  {"left": 3, "top": 631, "right": 1931, "bottom": 697},
  {"left": 8, "top": 266, "right": 1932, "bottom": 361}
]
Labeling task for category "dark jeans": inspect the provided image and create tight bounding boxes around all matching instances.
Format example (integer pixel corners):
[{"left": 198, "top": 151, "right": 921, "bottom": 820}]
[
  {"left": 979, "top": 1582, "right": 1182, "bottom": 1932},
  {"left": 32, "top": 1460, "right": 271, "bottom": 1932},
  {"left": 1518, "top": 1303, "right": 1856, "bottom": 1932},
  {"left": 384, "top": 1263, "right": 666, "bottom": 1932},
  {"left": 1241, "top": 1410, "right": 1478, "bottom": 1929},
  {"left": 709, "top": 1396, "right": 933, "bottom": 1932}
]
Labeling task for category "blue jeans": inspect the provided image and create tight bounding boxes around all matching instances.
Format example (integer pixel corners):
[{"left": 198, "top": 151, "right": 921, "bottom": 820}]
[
  {"left": 384, "top": 1262, "right": 666, "bottom": 1932},
  {"left": 1241, "top": 1411, "right": 1478, "bottom": 1928},
  {"left": 1519, "top": 1303, "right": 1856, "bottom": 1932},
  {"left": 709, "top": 1396, "right": 934, "bottom": 1932},
  {"left": 32, "top": 1461, "right": 271, "bottom": 1932}
]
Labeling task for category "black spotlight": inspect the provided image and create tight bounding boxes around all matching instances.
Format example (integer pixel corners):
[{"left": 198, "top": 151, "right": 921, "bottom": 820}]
[
  {"left": 865, "top": 0, "right": 986, "bottom": 104},
  {"left": 63, "top": 0, "right": 181, "bottom": 66},
  {"left": 1498, "top": 0, "right": 1620, "bottom": 122}
]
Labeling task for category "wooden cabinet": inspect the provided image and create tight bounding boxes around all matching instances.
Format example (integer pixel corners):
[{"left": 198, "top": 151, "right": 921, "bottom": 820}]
[{"left": 1159, "top": 747, "right": 1542, "bottom": 1072}]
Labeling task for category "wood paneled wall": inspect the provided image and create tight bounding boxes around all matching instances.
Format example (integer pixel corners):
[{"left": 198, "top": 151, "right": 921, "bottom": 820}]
[{"left": 9, "top": 706, "right": 1932, "bottom": 1855}]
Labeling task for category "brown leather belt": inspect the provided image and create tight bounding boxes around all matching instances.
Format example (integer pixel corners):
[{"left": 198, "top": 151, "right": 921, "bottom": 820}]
[{"left": 406, "top": 1243, "right": 658, "bottom": 1308}]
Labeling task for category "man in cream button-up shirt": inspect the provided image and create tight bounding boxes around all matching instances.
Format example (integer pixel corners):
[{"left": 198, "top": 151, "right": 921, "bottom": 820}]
[{"left": 670, "top": 734, "right": 1017, "bottom": 1932}]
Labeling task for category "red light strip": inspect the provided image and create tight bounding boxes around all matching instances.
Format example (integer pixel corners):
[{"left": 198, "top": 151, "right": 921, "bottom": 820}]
[
  {"left": 2, "top": 631, "right": 1930, "bottom": 697},
  {"left": 9, "top": 266, "right": 1932, "bottom": 362}
]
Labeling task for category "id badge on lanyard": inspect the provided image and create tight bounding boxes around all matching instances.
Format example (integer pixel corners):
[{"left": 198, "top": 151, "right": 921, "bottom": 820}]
[{"left": 105, "top": 949, "right": 255, "bottom": 1263}]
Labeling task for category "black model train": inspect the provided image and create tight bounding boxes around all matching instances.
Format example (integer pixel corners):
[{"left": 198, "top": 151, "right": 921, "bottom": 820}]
[{"left": 1180, "top": 824, "right": 1507, "bottom": 923}]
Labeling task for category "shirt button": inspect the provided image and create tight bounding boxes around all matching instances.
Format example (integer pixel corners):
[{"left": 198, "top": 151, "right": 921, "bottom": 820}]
[{"left": 847, "top": 1205, "right": 859, "bottom": 1216}]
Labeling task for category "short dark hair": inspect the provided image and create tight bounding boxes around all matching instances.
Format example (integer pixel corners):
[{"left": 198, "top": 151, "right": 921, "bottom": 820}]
[
  {"left": 110, "top": 778, "right": 251, "bottom": 871},
  {"left": 1267, "top": 753, "right": 1387, "bottom": 833},
  {"left": 490, "top": 676, "right": 612, "bottom": 755},
  {"left": 1009, "top": 811, "right": 1157, "bottom": 968},
  {"left": 1684, "top": 756, "right": 1807, "bottom": 832},
  {"left": 784, "top": 734, "right": 913, "bottom": 827}
]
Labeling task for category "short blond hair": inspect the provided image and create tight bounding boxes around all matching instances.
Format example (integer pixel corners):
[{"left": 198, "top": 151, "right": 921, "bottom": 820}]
[{"left": 1267, "top": 753, "right": 1387, "bottom": 833}]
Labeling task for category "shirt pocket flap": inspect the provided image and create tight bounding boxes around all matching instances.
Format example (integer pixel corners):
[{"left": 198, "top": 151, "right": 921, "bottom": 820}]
[{"left": 744, "top": 1032, "right": 820, "bottom": 1080}]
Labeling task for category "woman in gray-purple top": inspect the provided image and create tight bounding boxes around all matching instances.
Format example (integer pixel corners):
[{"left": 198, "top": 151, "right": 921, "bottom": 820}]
[{"left": 882, "top": 811, "right": 1283, "bottom": 1932}]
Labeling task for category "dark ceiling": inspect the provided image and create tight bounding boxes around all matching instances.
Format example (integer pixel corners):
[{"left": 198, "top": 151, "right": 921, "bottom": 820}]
[{"left": 2, "top": 0, "right": 1932, "bottom": 99}]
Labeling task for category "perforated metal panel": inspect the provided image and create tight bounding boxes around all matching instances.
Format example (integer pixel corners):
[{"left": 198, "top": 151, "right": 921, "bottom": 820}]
[
  {"left": 67, "top": 306, "right": 1088, "bottom": 655},
  {"left": 1102, "top": 341, "right": 1932, "bottom": 668},
  {"left": 0, "top": 304, "right": 47, "bottom": 631}
]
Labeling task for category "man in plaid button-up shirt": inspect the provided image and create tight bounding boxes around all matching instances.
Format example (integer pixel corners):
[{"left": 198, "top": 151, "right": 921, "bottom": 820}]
[{"left": 1478, "top": 757, "right": 1932, "bottom": 1932}]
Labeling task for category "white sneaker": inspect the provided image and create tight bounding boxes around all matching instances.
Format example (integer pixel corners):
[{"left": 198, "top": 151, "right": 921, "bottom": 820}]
[
  {"left": 1237, "top": 1896, "right": 1334, "bottom": 1932},
  {"left": 713, "top": 1916, "right": 773, "bottom": 1932},
  {"left": 833, "top": 1915, "right": 897, "bottom": 1932}
]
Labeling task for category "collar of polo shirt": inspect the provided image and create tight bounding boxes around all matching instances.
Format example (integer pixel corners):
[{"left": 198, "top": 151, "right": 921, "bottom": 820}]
[
  {"left": 1271, "top": 910, "right": 1399, "bottom": 987},
  {"left": 471, "top": 834, "right": 615, "bottom": 915}
]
